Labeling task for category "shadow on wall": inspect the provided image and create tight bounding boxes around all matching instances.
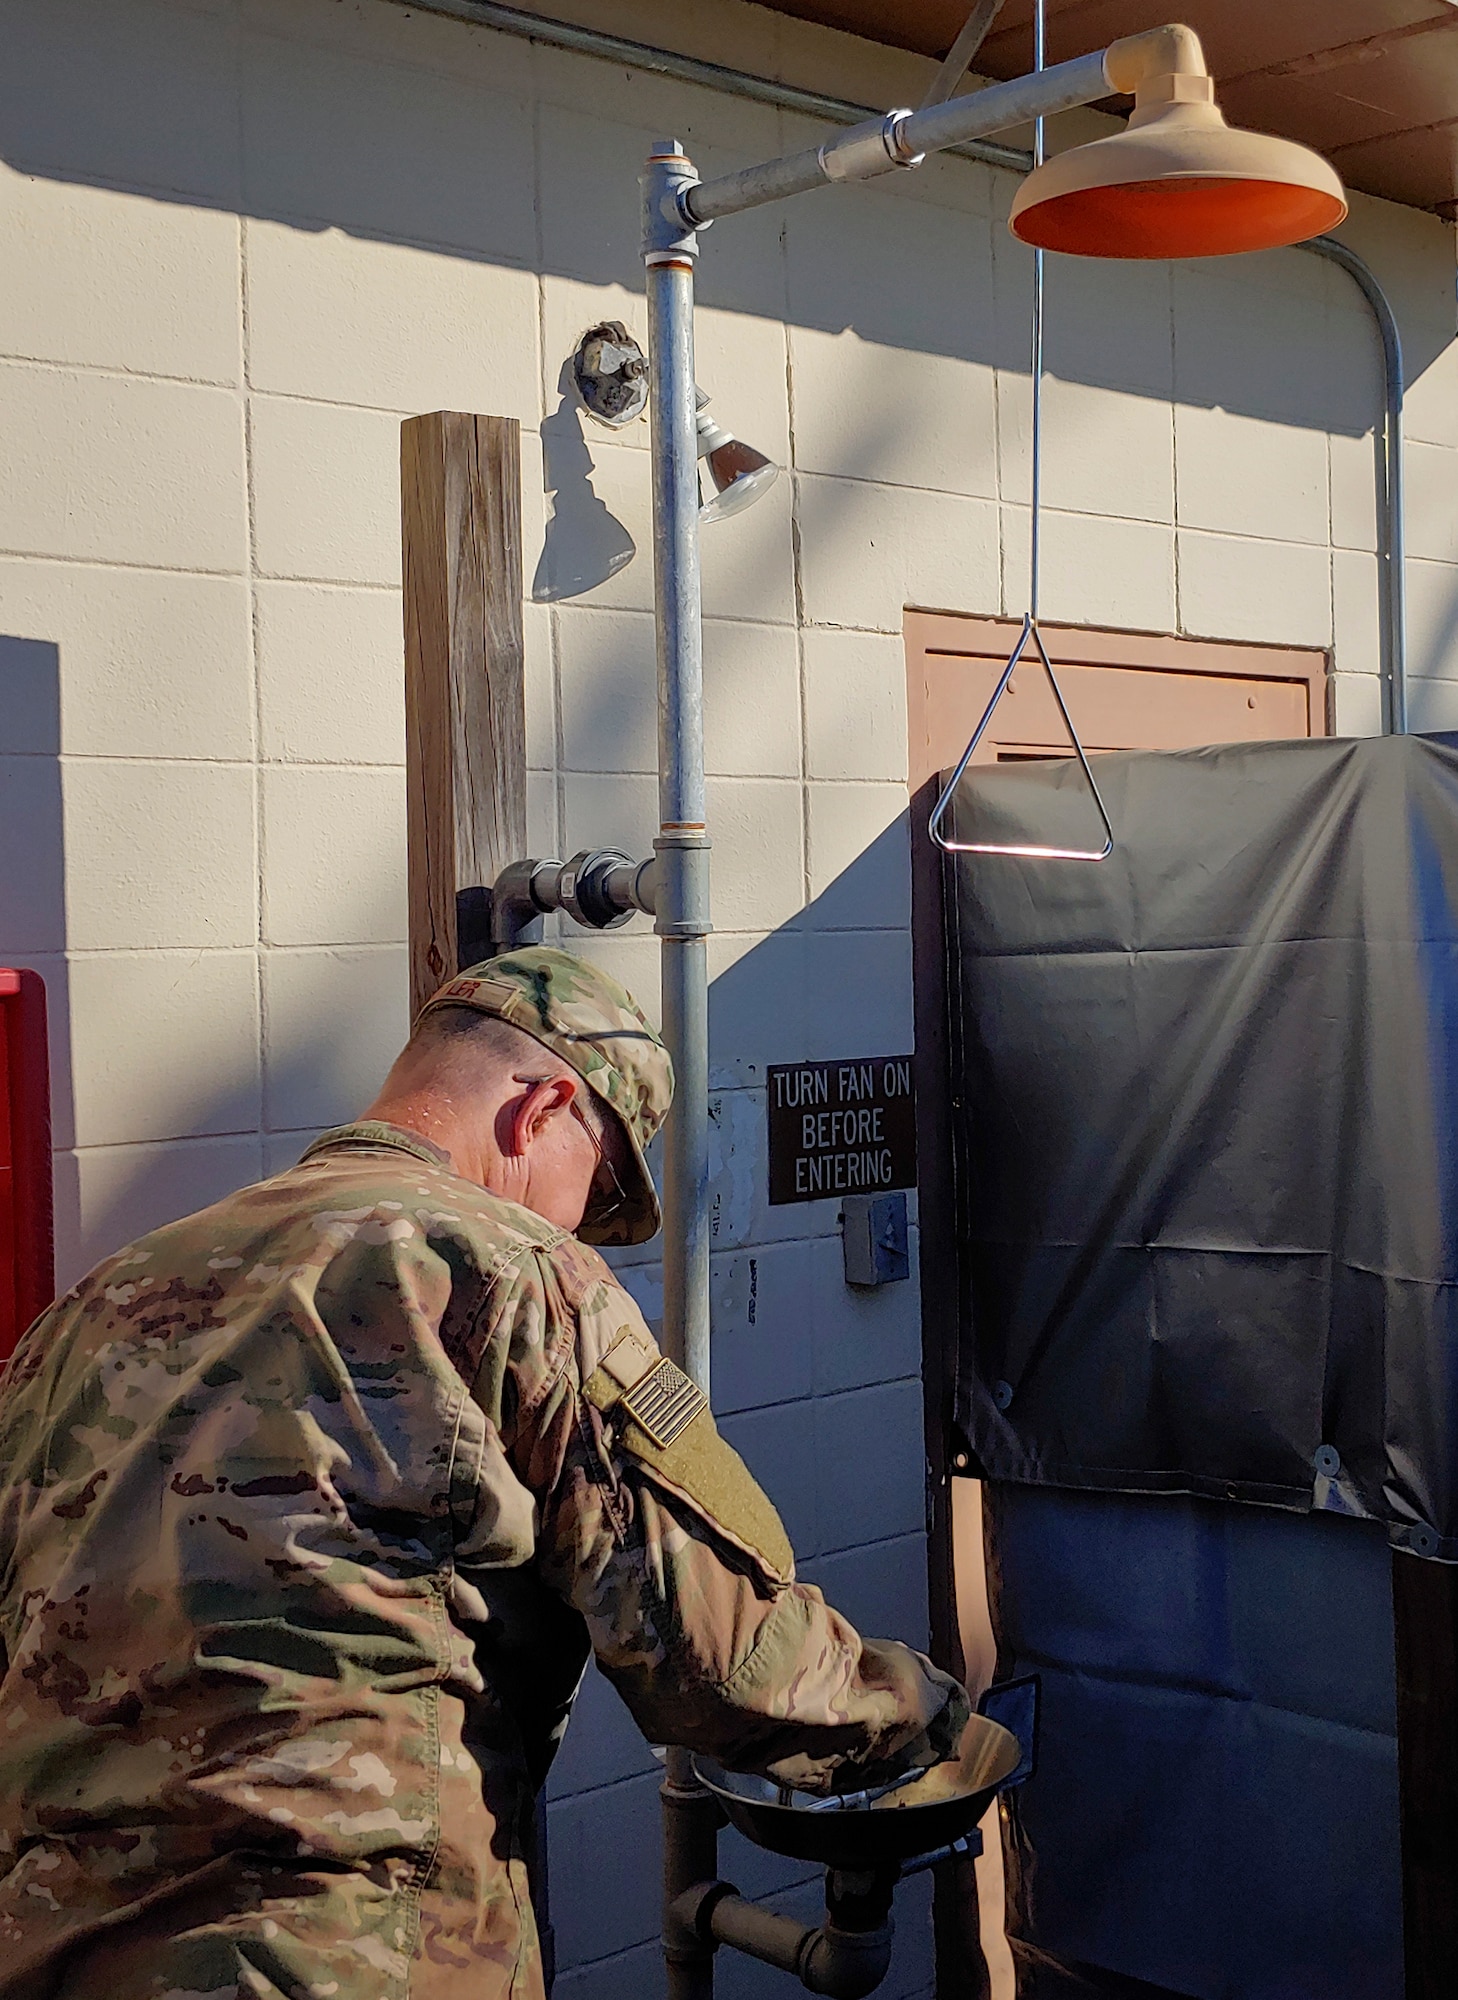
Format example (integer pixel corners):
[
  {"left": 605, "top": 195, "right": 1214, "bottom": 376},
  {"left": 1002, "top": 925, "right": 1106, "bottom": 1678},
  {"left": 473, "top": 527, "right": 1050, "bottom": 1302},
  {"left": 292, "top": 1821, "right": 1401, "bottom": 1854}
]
[
  {"left": 0, "top": 2, "right": 1448, "bottom": 419},
  {"left": 0, "top": 605, "right": 913, "bottom": 1311},
  {"left": 533, "top": 359, "right": 636, "bottom": 604},
  {"left": 0, "top": 625, "right": 415, "bottom": 1290}
]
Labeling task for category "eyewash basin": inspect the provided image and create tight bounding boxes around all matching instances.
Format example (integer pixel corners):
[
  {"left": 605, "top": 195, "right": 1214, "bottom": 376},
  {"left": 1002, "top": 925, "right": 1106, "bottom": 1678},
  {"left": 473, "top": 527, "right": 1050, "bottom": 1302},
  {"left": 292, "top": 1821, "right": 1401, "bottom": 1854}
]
[{"left": 692, "top": 1711, "right": 1020, "bottom": 1872}]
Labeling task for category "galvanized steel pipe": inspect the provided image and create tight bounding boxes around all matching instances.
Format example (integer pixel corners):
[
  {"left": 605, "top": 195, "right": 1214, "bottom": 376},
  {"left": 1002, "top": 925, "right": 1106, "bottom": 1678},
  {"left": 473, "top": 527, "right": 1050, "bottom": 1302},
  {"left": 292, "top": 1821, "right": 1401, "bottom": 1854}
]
[
  {"left": 644, "top": 137, "right": 720, "bottom": 2000},
  {"left": 644, "top": 146, "right": 713, "bottom": 1408},
  {"left": 682, "top": 49, "right": 1112, "bottom": 223}
]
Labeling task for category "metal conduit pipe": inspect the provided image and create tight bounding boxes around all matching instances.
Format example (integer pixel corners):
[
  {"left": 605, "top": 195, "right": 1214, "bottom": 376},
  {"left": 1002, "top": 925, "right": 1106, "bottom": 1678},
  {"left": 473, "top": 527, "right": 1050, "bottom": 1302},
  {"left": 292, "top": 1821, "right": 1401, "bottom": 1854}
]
[
  {"left": 1303, "top": 235, "right": 1409, "bottom": 734},
  {"left": 396, "top": 0, "right": 1407, "bottom": 731},
  {"left": 393, "top": 0, "right": 1032, "bottom": 171}
]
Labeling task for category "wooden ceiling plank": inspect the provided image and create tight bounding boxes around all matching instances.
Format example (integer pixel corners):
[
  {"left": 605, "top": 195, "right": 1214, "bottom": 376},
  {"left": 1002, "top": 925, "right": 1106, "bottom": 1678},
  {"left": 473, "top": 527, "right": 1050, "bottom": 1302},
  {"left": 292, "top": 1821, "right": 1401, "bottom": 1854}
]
[{"left": 755, "top": 0, "right": 1458, "bottom": 210}]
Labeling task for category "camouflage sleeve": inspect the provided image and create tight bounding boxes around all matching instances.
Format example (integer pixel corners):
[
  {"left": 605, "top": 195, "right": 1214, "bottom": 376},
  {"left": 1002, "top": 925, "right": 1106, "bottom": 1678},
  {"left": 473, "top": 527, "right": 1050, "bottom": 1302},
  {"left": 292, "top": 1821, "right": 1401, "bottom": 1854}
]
[{"left": 485, "top": 1243, "right": 969, "bottom": 1794}]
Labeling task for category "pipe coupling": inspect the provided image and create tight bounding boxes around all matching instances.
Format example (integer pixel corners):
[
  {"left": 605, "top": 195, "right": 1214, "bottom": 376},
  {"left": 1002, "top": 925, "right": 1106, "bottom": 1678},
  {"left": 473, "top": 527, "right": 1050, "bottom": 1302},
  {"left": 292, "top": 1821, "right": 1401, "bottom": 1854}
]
[
  {"left": 652, "top": 830, "right": 711, "bottom": 940},
  {"left": 489, "top": 851, "right": 659, "bottom": 939},
  {"left": 818, "top": 109, "right": 923, "bottom": 183},
  {"left": 555, "top": 850, "right": 643, "bottom": 930}
]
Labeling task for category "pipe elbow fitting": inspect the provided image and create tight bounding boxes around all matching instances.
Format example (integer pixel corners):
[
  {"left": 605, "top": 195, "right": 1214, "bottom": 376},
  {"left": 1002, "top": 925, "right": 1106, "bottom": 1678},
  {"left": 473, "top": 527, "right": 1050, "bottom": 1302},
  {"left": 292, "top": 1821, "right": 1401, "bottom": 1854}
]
[
  {"left": 797, "top": 1920, "right": 895, "bottom": 1999},
  {"left": 1103, "top": 22, "right": 1208, "bottom": 96}
]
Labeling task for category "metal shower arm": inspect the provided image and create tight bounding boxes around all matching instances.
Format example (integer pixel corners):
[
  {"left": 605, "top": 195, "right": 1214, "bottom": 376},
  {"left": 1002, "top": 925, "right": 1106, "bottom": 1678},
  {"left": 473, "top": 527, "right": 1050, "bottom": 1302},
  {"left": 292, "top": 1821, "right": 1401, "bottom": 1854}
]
[{"left": 680, "top": 48, "right": 1111, "bottom": 224}]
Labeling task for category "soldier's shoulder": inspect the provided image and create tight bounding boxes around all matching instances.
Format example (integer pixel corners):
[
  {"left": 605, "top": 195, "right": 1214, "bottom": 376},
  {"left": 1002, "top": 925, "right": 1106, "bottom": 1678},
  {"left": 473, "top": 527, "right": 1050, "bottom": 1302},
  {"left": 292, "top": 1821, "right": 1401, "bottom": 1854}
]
[
  {"left": 271, "top": 1133, "right": 569, "bottom": 1265},
  {"left": 536, "top": 1231, "right": 616, "bottom": 1301}
]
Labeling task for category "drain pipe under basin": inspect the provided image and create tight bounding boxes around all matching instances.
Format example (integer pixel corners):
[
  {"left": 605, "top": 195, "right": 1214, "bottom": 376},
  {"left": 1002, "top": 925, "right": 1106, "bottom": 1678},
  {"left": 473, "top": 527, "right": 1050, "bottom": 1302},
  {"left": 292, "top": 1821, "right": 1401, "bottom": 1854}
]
[{"left": 671, "top": 1873, "right": 896, "bottom": 2000}]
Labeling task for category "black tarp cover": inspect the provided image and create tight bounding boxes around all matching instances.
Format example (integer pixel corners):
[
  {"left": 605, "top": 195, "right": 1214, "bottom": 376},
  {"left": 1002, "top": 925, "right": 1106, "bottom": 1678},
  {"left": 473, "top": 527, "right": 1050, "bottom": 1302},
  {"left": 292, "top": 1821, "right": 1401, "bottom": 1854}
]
[{"left": 949, "top": 732, "right": 1458, "bottom": 1559}]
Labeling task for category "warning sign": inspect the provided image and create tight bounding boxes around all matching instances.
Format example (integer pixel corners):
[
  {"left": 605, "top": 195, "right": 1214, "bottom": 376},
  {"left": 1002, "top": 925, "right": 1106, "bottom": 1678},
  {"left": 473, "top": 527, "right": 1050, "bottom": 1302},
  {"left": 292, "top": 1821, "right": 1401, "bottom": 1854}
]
[{"left": 766, "top": 1056, "right": 917, "bottom": 1206}]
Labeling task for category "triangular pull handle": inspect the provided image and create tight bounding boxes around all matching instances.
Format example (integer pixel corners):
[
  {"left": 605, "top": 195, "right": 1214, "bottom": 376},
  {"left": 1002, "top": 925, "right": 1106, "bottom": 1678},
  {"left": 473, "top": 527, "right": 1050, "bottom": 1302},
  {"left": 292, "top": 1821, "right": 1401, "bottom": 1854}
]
[{"left": 927, "top": 617, "right": 1115, "bottom": 861}]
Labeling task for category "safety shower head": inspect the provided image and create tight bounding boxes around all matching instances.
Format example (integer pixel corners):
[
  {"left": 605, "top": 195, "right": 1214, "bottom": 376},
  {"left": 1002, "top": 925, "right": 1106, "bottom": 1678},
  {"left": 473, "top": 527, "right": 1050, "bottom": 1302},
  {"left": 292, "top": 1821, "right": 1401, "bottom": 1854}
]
[{"left": 1009, "top": 24, "right": 1346, "bottom": 259}]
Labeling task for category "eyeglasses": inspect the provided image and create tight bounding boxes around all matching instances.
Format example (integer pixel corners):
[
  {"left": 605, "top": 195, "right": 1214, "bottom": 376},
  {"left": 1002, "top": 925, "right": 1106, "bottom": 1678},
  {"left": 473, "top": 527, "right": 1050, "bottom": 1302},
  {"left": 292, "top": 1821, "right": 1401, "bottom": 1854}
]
[{"left": 570, "top": 1096, "right": 628, "bottom": 1228}]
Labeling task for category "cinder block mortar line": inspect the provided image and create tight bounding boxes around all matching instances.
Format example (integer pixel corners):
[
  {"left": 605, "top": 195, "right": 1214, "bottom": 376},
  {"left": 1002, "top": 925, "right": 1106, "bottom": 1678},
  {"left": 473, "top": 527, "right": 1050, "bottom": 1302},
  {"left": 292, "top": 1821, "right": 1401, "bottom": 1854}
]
[
  {"left": 725, "top": 1377, "right": 922, "bottom": 1424},
  {"left": 544, "top": 1763, "right": 659, "bottom": 1814},
  {"left": 0, "top": 157, "right": 241, "bottom": 223},
  {"left": 543, "top": 1931, "right": 669, "bottom": 1981},
  {"left": 1003, "top": 502, "right": 1340, "bottom": 551},
  {"left": 527, "top": 77, "right": 568, "bottom": 875},
  {"left": 247, "top": 570, "right": 404, "bottom": 589},
  {"left": 704, "top": 921, "right": 911, "bottom": 935},
  {"left": 61, "top": 943, "right": 259, "bottom": 956},
  {"left": 247, "top": 387, "right": 539, "bottom": 427},
  {"left": 0, "top": 548, "right": 250, "bottom": 580},
  {"left": 66, "top": 1129, "right": 268, "bottom": 1157},
  {"left": 6, "top": 752, "right": 254, "bottom": 766},
  {"left": 0, "top": 350, "right": 242, "bottom": 394},
  {"left": 722, "top": 1378, "right": 923, "bottom": 1423},
  {"left": 558, "top": 765, "right": 808, "bottom": 782},
  {"left": 38, "top": 754, "right": 404, "bottom": 771},
  {"left": 239, "top": 213, "right": 271, "bottom": 1114},
  {"left": 256, "top": 758, "right": 407, "bottom": 772},
  {"left": 223, "top": 201, "right": 543, "bottom": 278},
  {"left": 0, "top": 553, "right": 400, "bottom": 591},
  {"left": 778, "top": 178, "right": 814, "bottom": 924},
  {"left": 549, "top": 605, "right": 805, "bottom": 632},
  {"left": 804, "top": 1527, "right": 930, "bottom": 1565}
]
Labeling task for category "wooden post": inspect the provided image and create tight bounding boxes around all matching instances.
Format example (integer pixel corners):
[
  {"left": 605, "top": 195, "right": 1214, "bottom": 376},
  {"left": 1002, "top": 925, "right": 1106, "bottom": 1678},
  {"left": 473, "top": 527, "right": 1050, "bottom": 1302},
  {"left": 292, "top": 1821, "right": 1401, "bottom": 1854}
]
[{"left": 401, "top": 412, "right": 527, "bottom": 1018}]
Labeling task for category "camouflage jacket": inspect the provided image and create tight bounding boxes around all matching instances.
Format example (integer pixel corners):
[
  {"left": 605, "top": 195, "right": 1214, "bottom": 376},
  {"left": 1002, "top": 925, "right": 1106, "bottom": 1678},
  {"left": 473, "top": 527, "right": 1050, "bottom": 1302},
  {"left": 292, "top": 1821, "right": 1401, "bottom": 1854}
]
[{"left": 0, "top": 1123, "right": 965, "bottom": 2000}]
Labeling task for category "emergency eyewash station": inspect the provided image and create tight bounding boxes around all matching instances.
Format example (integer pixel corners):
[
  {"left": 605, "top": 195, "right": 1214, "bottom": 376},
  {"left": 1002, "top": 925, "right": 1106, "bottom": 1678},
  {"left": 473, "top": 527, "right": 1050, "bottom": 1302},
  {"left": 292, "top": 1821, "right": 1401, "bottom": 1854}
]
[{"left": 432, "top": 15, "right": 1365, "bottom": 1997}]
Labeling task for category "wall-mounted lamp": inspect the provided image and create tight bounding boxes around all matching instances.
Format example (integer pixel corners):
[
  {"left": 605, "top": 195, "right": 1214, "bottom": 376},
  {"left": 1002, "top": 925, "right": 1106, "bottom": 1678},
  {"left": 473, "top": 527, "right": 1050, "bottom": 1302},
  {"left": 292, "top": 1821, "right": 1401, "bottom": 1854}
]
[
  {"left": 1009, "top": 24, "right": 1346, "bottom": 258},
  {"left": 570, "top": 325, "right": 779, "bottom": 522},
  {"left": 695, "top": 390, "right": 781, "bottom": 523}
]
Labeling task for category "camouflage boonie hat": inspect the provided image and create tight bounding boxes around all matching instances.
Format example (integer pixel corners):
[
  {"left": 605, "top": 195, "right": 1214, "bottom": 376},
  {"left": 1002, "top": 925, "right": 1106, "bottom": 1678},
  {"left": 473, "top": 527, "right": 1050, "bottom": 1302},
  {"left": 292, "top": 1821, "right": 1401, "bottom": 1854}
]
[{"left": 417, "top": 946, "right": 673, "bottom": 1246}]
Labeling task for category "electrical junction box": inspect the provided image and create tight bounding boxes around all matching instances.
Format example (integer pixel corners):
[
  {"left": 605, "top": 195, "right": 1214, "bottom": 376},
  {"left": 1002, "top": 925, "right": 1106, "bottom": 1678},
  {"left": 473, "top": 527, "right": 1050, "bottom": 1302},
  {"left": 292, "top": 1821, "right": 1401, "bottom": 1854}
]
[{"left": 841, "top": 1191, "right": 909, "bottom": 1288}]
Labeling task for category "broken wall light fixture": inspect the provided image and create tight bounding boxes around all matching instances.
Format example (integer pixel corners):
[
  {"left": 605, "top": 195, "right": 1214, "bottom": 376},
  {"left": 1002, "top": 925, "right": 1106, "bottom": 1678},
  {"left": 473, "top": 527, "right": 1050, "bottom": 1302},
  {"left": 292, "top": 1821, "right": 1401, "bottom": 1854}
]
[{"left": 571, "top": 321, "right": 781, "bottom": 521}]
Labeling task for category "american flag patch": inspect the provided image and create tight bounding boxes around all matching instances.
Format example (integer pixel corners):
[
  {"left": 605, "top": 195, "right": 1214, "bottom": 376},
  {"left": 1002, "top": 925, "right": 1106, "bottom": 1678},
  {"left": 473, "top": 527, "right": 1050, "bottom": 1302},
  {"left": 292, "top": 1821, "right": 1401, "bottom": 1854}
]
[{"left": 620, "top": 1357, "right": 706, "bottom": 1448}]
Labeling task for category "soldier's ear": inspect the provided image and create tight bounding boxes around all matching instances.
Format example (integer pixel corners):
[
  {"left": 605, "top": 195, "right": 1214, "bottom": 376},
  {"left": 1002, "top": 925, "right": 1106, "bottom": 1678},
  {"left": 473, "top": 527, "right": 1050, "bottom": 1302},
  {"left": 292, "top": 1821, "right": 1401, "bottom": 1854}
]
[{"left": 507, "top": 1074, "right": 576, "bottom": 1156}]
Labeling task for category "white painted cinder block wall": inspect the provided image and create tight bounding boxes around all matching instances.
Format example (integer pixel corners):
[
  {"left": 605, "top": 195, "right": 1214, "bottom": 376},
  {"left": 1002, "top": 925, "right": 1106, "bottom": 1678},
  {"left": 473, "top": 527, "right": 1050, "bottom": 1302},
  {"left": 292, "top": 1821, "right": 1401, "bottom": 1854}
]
[{"left": 0, "top": 0, "right": 1455, "bottom": 1992}]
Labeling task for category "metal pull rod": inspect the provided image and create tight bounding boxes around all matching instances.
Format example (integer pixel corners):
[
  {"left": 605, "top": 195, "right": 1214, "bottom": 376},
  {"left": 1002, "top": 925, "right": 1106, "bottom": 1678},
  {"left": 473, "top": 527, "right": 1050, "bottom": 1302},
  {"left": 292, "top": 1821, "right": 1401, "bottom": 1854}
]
[{"left": 929, "top": 0, "right": 1114, "bottom": 864}]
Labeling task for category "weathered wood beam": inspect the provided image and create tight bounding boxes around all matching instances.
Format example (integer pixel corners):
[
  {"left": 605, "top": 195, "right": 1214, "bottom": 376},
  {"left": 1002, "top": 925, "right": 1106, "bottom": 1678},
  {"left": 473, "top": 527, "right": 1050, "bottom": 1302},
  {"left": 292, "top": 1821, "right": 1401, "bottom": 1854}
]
[{"left": 401, "top": 411, "right": 527, "bottom": 1018}]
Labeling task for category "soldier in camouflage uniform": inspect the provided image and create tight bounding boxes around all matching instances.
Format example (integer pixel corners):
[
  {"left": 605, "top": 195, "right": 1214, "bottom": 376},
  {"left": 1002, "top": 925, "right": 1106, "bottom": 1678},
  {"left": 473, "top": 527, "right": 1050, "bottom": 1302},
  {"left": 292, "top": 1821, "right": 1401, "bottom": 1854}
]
[{"left": 0, "top": 947, "right": 967, "bottom": 2000}]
